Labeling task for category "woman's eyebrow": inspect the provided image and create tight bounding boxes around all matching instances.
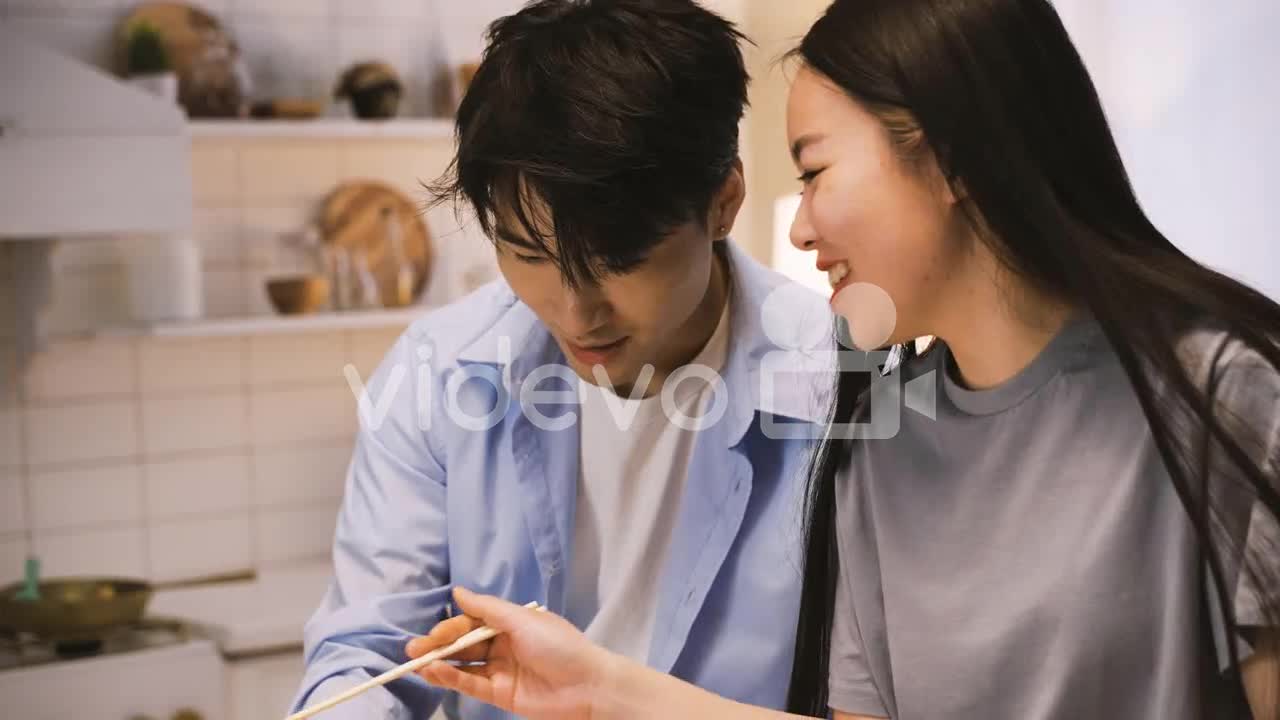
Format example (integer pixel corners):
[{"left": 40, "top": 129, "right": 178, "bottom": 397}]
[{"left": 791, "top": 132, "right": 827, "bottom": 162}]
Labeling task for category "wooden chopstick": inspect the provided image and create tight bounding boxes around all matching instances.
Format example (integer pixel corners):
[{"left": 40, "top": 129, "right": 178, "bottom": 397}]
[{"left": 285, "top": 601, "right": 544, "bottom": 720}]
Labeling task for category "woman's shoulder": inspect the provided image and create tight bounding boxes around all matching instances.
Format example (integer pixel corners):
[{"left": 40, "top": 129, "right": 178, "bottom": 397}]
[
  {"left": 1175, "top": 324, "right": 1280, "bottom": 466},
  {"left": 1176, "top": 324, "right": 1279, "bottom": 392}
]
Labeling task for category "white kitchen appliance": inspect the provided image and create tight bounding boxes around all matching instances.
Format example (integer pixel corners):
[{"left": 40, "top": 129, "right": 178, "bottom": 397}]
[{"left": 0, "top": 621, "right": 226, "bottom": 720}]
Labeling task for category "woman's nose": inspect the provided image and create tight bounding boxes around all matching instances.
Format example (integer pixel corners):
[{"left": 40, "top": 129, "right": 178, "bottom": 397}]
[{"left": 790, "top": 201, "right": 818, "bottom": 251}]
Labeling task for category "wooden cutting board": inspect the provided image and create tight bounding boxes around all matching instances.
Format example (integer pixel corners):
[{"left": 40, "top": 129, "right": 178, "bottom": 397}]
[{"left": 319, "top": 181, "right": 433, "bottom": 307}]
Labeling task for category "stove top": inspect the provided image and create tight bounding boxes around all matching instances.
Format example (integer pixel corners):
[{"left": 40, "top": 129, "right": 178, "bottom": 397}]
[{"left": 0, "top": 617, "right": 192, "bottom": 671}]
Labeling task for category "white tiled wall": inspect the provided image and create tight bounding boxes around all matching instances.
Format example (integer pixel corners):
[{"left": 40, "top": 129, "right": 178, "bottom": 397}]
[
  {"left": 24, "top": 401, "right": 139, "bottom": 466},
  {"left": 148, "top": 512, "right": 254, "bottom": 582},
  {"left": 0, "top": 472, "right": 26, "bottom": 536},
  {"left": 144, "top": 454, "right": 252, "bottom": 519},
  {"left": 32, "top": 526, "right": 149, "bottom": 578},
  {"left": 28, "top": 463, "right": 143, "bottom": 532},
  {"left": 0, "top": 326, "right": 402, "bottom": 585}
]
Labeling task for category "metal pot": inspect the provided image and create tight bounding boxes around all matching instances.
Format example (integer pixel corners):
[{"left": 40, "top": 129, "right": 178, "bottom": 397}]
[
  {"left": 0, "top": 578, "right": 152, "bottom": 644},
  {"left": 0, "top": 571, "right": 253, "bottom": 645}
]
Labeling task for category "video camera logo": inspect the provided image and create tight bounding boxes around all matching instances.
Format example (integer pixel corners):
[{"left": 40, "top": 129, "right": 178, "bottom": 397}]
[{"left": 758, "top": 282, "right": 936, "bottom": 441}]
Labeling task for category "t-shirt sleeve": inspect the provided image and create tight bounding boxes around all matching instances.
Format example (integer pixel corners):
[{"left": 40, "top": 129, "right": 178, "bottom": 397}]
[
  {"left": 1192, "top": 334, "right": 1280, "bottom": 670},
  {"left": 829, "top": 572, "right": 890, "bottom": 717},
  {"left": 1211, "top": 341, "right": 1280, "bottom": 632}
]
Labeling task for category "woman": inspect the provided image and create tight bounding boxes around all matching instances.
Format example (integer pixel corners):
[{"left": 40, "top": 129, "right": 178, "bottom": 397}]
[{"left": 407, "top": 0, "right": 1280, "bottom": 717}]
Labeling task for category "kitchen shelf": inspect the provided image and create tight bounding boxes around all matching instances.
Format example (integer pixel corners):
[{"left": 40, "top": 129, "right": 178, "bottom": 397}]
[
  {"left": 107, "top": 307, "right": 430, "bottom": 338},
  {"left": 187, "top": 118, "right": 456, "bottom": 140}
]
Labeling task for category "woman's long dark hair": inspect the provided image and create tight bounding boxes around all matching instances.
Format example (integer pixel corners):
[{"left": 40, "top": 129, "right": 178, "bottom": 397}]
[{"left": 785, "top": 0, "right": 1280, "bottom": 716}]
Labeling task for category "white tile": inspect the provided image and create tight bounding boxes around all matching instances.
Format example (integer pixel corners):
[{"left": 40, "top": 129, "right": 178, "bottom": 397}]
[
  {"left": 0, "top": 407, "right": 20, "bottom": 468},
  {"left": 338, "top": 140, "right": 451, "bottom": 195},
  {"left": 0, "top": 271, "right": 13, "bottom": 345},
  {"left": 49, "top": 236, "right": 129, "bottom": 273},
  {"left": 148, "top": 511, "right": 252, "bottom": 582},
  {"left": 347, "top": 328, "right": 402, "bottom": 379},
  {"left": 0, "top": 342, "right": 15, "bottom": 405},
  {"left": 28, "top": 463, "right": 142, "bottom": 531},
  {"left": 431, "top": 0, "right": 524, "bottom": 65},
  {"left": 189, "top": 0, "right": 230, "bottom": 16},
  {"left": 249, "top": 332, "right": 347, "bottom": 386},
  {"left": 244, "top": 266, "right": 278, "bottom": 316},
  {"left": 252, "top": 443, "right": 351, "bottom": 507},
  {"left": 24, "top": 401, "right": 139, "bottom": 467},
  {"left": 39, "top": 267, "right": 133, "bottom": 337},
  {"left": 138, "top": 336, "right": 245, "bottom": 394},
  {"left": 190, "top": 140, "right": 241, "bottom": 207},
  {"left": 233, "top": 17, "right": 337, "bottom": 103},
  {"left": 141, "top": 392, "right": 249, "bottom": 456},
  {"left": 334, "top": 0, "right": 430, "bottom": 19},
  {"left": 9, "top": 0, "right": 122, "bottom": 12},
  {"left": 232, "top": 0, "right": 332, "bottom": 17},
  {"left": 249, "top": 386, "right": 357, "bottom": 447},
  {"left": 240, "top": 205, "right": 321, "bottom": 270},
  {"left": 194, "top": 208, "right": 245, "bottom": 267},
  {"left": 204, "top": 267, "right": 250, "bottom": 318},
  {"left": 145, "top": 453, "right": 251, "bottom": 519},
  {"left": 239, "top": 140, "right": 341, "bottom": 203},
  {"left": 0, "top": 536, "right": 30, "bottom": 586},
  {"left": 33, "top": 526, "right": 148, "bottom": 578},
  {"left": 3, "top": 14, "right": 120, "bottom": 69},
  {"left": 24, "top": 337, "right": 135, "bottom": 401},
  {"left": 0, "top": 472, "right": 26, "bottom": 535},
  {"left": 255, "top": 502, "right": 339, "bottom": 566}
]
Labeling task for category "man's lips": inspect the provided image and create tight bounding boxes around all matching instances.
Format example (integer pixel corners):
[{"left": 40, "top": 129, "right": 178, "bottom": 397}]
[{"left": 566, "top": 337, "right": 629, "bottom": 364}]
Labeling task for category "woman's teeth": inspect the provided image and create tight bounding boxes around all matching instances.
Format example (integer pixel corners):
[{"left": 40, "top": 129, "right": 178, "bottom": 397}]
[{"left": 827, "top": 262, "right": 850, "bottom": 289}]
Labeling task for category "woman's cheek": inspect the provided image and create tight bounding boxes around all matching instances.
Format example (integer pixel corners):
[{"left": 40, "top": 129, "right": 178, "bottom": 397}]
[{"left": 813, "top": 195, "right": 861, "bottom": 258}]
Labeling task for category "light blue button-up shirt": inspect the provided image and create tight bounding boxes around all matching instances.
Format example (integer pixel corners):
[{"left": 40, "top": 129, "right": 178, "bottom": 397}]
[{"left": 292, "top": 243, "right": 834, "bottom": 720}]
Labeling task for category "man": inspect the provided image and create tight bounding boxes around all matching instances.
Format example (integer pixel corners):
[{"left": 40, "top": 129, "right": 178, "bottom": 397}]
[{"left": 291, "top": 2, "right": 832, "bottom": 718}]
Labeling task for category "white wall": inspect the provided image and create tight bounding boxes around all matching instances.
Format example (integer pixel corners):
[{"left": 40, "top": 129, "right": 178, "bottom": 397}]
[
  {"left": 754, "top": 0, "right": 1280, "bottom": 299},
  {"left": 741, "top": 0, "right": 833, "bottom": 270},
  {"left": 1058, "top": 0, "right": 1280, "bottom": 299}
]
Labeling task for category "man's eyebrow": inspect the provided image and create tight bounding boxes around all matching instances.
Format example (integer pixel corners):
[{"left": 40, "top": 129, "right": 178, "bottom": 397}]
[{"left": 492, "top": 226, "right": 541, "bottom": 251}]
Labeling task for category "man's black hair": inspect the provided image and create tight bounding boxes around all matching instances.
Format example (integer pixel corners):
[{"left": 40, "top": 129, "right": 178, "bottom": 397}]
[{"left": 428, "top": 0, "right": 751, "bottom": 288}]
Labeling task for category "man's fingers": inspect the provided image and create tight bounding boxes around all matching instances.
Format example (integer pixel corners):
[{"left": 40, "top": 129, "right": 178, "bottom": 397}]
[
  {"left": 419, "top": 660, "right": 498, "bottom": 706},
  {"left": 405, "top": 613, "right": 483, "bottom": 659}
]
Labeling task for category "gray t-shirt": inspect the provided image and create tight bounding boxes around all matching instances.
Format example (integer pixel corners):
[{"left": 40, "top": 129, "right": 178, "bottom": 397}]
[{"left": 830, "top": 318, "right": 1280, "bottom": 719}]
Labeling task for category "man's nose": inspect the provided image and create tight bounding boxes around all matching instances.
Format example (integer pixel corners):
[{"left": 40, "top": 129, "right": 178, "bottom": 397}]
[{"left": 558, "top": 283, "right": 610, "bottom": 336}]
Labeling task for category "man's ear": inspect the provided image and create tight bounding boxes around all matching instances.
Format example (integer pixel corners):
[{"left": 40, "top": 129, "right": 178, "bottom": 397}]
[{"left": 711, "top": 157, "right": 747, "bottom": 238}]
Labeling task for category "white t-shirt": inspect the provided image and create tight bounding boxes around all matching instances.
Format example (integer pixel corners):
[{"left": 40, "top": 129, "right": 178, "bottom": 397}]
[{"left": 564, "top": 301, "right": 732, "bottom": 662}]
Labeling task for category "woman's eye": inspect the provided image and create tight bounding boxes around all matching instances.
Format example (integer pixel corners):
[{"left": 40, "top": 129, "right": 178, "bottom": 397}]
[
  {"left": 797, "top": 169, "right": 823, "bottom": 184},
  {"left": 514, "top": 254, "right": 547, "bottom": 265}
]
